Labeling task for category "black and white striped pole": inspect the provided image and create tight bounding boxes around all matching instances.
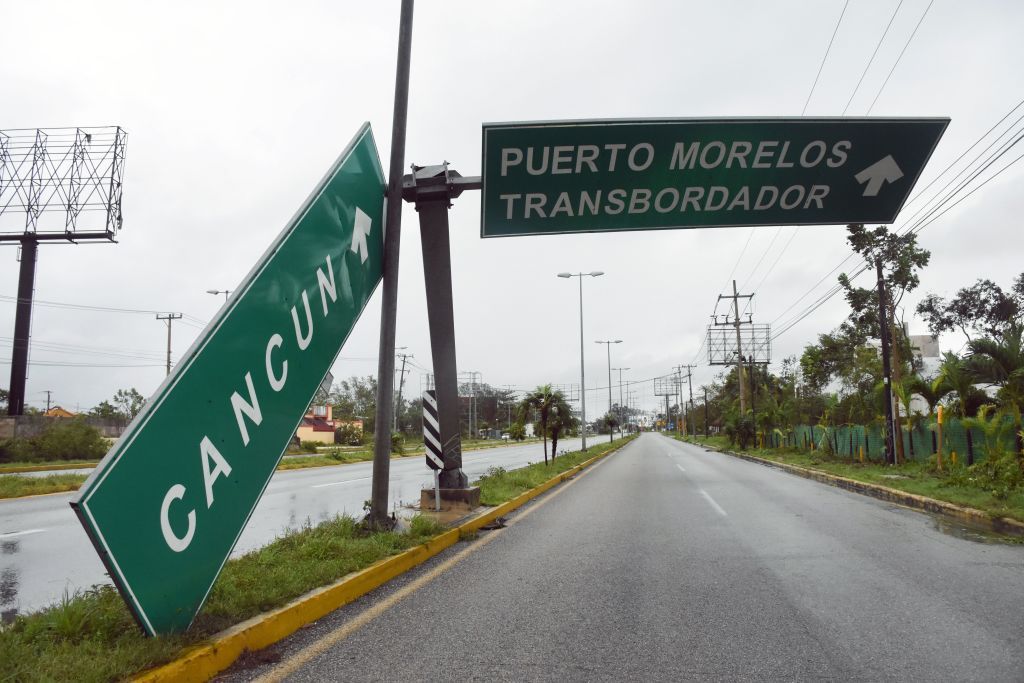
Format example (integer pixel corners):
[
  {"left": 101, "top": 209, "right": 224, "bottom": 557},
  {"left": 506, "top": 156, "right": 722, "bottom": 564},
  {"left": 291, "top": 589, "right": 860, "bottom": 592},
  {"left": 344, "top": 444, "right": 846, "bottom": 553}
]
[{"left": 422, "top": 389, "right": 443, "bottom": 510}]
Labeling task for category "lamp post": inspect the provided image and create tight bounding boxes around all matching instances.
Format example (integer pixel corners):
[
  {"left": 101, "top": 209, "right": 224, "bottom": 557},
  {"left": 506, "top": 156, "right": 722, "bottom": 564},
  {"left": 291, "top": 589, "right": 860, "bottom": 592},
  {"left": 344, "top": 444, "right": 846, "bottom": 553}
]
[
  {"left": 595, "top": 339, "right": 622, "bottom": 442},
  {"left": 613, "top": 367, "right": 630, "bottom": 434},
  {"left": 205, "top": 289, "right": 231, "bottom": 302},
  {"left": 557, "top": 271, "right": 604, "bottom": 451}
]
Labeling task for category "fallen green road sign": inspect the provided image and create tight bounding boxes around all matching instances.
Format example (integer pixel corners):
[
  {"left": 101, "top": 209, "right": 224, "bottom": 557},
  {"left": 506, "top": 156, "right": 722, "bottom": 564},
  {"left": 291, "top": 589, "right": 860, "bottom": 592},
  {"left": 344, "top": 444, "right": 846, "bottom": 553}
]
[
  {"left": 72, "top": 123, "right": 386, "bottom": 635},
  {"left": 481, "top": 117, "right": 948, "bottom": 237}
]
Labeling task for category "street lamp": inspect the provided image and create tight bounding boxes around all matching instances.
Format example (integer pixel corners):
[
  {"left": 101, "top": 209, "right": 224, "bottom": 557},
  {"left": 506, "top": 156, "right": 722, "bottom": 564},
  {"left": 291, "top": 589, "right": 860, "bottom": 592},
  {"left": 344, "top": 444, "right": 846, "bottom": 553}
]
[
  {"left": 558, "top": 271, "right": 604, "bottom": 450},
  {"left": 206, "top": 289, "right": 231, "bottom": 302},
  {"left": 595, "top": 339, "right": 622, "bottom": 443},
  {"left": 613, "top": 367, "right": 630, "bottom": 434}
]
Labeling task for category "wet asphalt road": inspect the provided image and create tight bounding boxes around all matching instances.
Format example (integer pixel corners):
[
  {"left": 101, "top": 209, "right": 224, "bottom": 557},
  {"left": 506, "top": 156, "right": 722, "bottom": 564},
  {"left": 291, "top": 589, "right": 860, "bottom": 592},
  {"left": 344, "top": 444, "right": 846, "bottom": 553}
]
[
  {"left": 229, "top": 433, "right": 1024, "bottom": 682},
  {"left": 0, "top": 437, "right": 583, "bottom": 618}
]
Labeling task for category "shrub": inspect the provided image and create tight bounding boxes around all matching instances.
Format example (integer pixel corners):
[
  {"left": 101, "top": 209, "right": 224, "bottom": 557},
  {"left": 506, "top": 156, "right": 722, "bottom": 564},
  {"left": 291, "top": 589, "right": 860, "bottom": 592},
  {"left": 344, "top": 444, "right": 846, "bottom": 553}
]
[
  {"left": 299, "top": 440, "right": 323, "bottom": 453},
  {"left": 390, "top": 431, "right": 404, "bottom": 455},
  {"left": 0, "top": 437, "right": 36, "bottom": 463},
  {"left": 33, "top": 419, "right": 109, "bottom": 461},
  {"left": 334, "top": 423, "right": 363, "bottom": 446}
]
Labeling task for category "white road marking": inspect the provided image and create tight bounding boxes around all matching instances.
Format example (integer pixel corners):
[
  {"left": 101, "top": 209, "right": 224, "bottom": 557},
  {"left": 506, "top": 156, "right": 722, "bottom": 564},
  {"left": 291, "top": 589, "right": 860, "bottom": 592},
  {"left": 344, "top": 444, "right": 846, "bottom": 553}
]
[
  {"left": 699, "top": 489, "right": 728, "bottom": 517},
  {"left": 311, "top": 476, "right": 371, "bottom": 489},
  {"left": 676, "top": 464, "right": 686, "bottom": 473},
  {"left": 0, "top": 528, "right": 46, "bottom": 539}
]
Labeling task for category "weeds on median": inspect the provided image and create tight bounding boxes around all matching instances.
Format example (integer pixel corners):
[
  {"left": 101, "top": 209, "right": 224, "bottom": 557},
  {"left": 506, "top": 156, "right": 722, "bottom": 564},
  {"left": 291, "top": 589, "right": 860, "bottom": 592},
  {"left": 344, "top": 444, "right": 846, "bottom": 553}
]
[
  {"left": 474, "top": 435, "right": 637, "bottom": 505},
  {"left": 0, "top": 514, "right": 446, "bottom": 683}
]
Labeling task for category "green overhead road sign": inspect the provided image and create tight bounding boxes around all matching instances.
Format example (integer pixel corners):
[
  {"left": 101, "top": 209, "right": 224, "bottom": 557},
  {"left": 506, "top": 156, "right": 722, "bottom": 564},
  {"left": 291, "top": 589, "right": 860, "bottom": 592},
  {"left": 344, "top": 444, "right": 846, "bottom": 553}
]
[
  {"left": 71, "top": 123, "right": 386, "bottom": 635},
  {"left": 480, "top": 117, "right": 948, "bottom": 237}
]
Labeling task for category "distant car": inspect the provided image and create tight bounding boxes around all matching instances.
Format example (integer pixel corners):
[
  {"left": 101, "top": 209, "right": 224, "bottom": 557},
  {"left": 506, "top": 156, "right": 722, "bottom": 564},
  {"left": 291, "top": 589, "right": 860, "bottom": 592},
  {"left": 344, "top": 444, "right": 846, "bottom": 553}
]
[{"left": 501, "top": 433, "right": 510, "bottom": 441}]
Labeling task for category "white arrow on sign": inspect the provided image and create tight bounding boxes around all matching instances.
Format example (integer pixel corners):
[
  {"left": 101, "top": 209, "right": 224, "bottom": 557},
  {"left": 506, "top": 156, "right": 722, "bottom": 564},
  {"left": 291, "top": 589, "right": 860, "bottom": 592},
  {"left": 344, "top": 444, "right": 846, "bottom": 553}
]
[
  {"left": 350, "top": 207, "right": 372, "bottom": 263},
  {"left": 855, "top": 155, "right": 904, "bottom": 197}
]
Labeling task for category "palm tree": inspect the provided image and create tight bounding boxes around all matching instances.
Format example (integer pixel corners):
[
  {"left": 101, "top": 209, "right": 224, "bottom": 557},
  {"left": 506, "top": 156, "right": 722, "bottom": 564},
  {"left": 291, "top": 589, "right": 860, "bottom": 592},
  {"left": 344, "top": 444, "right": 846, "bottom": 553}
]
[
  {"left": 968, "top": 323, "right": 1024, "bottom": 457},
  {"left": 968, "top": 323, "right": 1024, "bottom": 410},
  {"left": 937, "top": 352, "right": 986, "bottom": 418},
  {"left": 518, "top": 384, "right": 564, "bottom": 465},
  {"left": 907, "top": 374, "right": 952, "bottom": 419},
  {"left": 547, "top": 393, "right": 576, "bottom": 461}
]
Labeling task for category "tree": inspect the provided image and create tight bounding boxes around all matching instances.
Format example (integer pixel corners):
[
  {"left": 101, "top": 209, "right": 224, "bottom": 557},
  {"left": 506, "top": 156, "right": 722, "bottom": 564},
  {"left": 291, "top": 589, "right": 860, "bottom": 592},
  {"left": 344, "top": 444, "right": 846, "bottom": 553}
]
[
  {"left": 89, "top": 400, "right": 120, "bottom": 419},
  {"left": 328, "top": 376, "right": 378, "bottom": 434},
  {"left": 936, "top": 352, "right": 987, "bottom": 418},
  {"left": 917, "top": 274, "right": 1023, "bottom": 343},
  {"left": 518, "top": 384, "right": 565, "bottom": 465},
  {"left": 968, "top": 323, "right": 1024, "bottom": 411},
  {"left": 547, "top": 394, "right": 576, "bottom": 459},
  {"left": 113, "top": 388, "right": 146, "bottom": 420},
  {"left": 0, "top": 387, "right": 7, "bottom": 410},
  {"left": 840, "top": 224, "right": 930, "bottom": 463}
]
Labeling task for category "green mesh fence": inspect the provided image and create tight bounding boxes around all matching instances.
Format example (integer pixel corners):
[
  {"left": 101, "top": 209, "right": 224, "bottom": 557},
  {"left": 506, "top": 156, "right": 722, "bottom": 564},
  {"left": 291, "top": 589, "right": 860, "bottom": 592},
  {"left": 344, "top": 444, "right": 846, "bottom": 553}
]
[{"left": 767, "top": 418, "right": 1016, "bottom": 464}]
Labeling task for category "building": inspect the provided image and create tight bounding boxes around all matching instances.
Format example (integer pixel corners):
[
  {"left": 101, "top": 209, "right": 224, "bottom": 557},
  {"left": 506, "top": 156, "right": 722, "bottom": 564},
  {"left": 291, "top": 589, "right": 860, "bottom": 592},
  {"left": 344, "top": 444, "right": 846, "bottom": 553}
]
[
  {"left": 294, "top": 404, "right": 363, "bottom": 445},
  {"left": 43, "top": 406, "right": 77, "bottom": 418}
]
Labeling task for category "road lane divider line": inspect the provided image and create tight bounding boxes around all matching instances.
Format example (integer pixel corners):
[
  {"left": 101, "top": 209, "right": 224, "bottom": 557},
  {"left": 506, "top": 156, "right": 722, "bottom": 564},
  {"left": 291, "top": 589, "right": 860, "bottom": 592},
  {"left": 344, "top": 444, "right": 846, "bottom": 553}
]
[
  {"left": 254, "top": 440, "right": 614, "bottom": 682},
  {"left": 132, "top": 436, "right": 637, "bottom": 683},
  {"left": 676, "top": 464, "right": 686, "bottom": 473},
  {"left": 699, "top": 489, "right": 728, "bottom": 516},
  {"left": 310, "top": 476, "right": 372, "bottom": 489},
  {"left": 0, "top": 528, "right": 46, "bottom": 539}
]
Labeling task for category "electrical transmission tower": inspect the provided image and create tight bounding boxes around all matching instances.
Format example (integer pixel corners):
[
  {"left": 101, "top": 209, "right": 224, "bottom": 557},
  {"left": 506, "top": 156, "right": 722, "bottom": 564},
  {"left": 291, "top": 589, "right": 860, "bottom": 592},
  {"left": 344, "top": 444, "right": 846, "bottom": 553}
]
[{"left": 708, "top": 280, "right": 771, "bottom": 415}]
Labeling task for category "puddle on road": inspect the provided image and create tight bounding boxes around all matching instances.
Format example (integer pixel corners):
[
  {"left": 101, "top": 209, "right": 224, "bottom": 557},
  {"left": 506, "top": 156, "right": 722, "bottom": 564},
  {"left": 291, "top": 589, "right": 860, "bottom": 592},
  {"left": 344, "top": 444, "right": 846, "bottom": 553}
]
[{"left": 931, "top": 516, "right": 1023, "bottom": 545}]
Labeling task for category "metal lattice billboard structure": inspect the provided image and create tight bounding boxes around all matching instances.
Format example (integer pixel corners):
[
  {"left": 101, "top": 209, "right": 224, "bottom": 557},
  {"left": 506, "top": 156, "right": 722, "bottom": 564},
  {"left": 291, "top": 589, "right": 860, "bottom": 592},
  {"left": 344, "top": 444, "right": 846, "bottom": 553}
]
[
  {"left": 0, "top": 127, "right": 126, "bottom": 240},
  {"left": 653, "top": 376, "right": 676, "bottom": 396},
  {"left": 3, "top": 126, "right": 127, "bottom": 416},
  {"left": 706, "top": 323, "right": 772, "bottom": 365}
]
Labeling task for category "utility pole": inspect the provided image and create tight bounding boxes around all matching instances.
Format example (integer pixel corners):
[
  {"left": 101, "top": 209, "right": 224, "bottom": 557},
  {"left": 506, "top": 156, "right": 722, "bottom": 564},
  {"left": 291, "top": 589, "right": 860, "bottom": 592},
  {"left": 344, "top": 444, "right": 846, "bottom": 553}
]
[
  {"left": 876, "top": 256, "right": 896, "bottom": 465},
  {"left": 155, "top": 313, "right": 182, "bottom": 377},
  {"left": 703, "top": 386, "right": 709, "bottom": 437},
  {"left": 718, "top": 280, "right": 753, "bottom": 414},
  {"left": 682, "top": 364, "right": 695, "bottom": 437},
  {"left": 672, "top": 365, "right": 686, "bottom": 435},
  {"left": 43, "top": 390, "right": 52, "bottom": 412},
  {"left": 368, "top": 0, "right": 413, "bottom": 527},
  {"left": 596, "top": 340, "right": 621, "bottom": 442},
  {"left": 394, "top": 350, "right": 412, "bottom": 431}
]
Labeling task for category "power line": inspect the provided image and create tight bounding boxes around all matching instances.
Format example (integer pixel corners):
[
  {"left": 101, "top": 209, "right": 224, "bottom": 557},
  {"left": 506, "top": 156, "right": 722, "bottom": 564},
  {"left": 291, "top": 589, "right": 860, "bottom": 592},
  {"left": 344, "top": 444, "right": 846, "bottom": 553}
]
[
  {"left": 866, "top": 0, "right": 935, "bottom": 115},
  {"left": 0, "top": 293, "right": 209, "bottom": 326},
  {"left": 841, "top": 0, "right": 905, "bottom": 116},
  {"left": 771, "top": 137, "right": 1024, "bottom": 341},
  {"left": 801, "top": 0, "right": 851, "bottom": 115},
  {"left": 766, "top": 98, "right": 1024, "bottom": 333}
]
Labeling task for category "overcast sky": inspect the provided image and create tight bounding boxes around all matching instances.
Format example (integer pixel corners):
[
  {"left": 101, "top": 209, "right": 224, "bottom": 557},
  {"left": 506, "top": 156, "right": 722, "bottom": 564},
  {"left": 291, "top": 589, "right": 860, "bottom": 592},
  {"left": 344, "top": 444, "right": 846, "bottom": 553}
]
[{"left": 2, "top": 0, "right": 1023, "bottom": 416}]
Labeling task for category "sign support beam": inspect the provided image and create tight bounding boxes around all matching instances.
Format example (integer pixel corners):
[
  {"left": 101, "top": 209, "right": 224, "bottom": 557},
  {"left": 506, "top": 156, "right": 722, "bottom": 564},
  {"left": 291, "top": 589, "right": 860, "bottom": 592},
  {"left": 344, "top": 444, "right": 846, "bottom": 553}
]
[
  {"left": 404, "top": 164, "right": 475, "bottom": 487},
  {"left": 8, "top": 236, "right": 38, "bottom": 416}
]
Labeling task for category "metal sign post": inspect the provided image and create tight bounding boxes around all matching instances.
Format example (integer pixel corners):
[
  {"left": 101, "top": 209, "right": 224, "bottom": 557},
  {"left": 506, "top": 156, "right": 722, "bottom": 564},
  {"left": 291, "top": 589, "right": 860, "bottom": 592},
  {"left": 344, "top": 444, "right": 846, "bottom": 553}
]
[
  {"left": 72, "top": 124, "right": 386, "bottom": 636},
  {"left": 480, "top": 117, "right": 947, "bottom": 237},
  {"left": 403, "top": 164, "right": 480, "bottom": 490}
]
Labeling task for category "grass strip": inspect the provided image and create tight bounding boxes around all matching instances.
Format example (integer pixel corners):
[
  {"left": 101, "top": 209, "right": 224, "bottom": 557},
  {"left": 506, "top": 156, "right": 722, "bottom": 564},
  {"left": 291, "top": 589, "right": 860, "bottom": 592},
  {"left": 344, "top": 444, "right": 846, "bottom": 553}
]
[
  {"left": 0, "top": 473, "right": 89, "bottom": 499},
  {"left": 675, "top": 434, "right": 1024, "bottom": 523},
  {"left": 0, "top": 515, "right": 446, "bottom": 683},
  {"left": 475, "top": 435, "right": 636, "bottom": 505}
]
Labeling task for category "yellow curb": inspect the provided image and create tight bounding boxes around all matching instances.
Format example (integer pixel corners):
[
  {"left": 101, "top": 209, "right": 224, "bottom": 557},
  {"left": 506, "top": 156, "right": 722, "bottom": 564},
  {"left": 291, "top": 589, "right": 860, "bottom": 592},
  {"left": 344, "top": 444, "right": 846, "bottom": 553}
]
[
  {"left": 0, "top": 463, "right": 96, "bottom": 474},
  {"left": 689, "top": 439, "right": 1024, "bottom": 537},
  {"left": 134, "top": 436, "right": 636, "bottom": 682}
]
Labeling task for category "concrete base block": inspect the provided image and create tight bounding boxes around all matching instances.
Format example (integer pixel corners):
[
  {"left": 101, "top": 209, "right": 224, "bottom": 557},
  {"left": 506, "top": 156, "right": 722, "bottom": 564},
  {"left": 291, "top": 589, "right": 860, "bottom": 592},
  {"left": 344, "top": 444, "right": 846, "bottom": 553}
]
[{"left": 420, "top": 486, "right": 481, "bottom": 512}]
